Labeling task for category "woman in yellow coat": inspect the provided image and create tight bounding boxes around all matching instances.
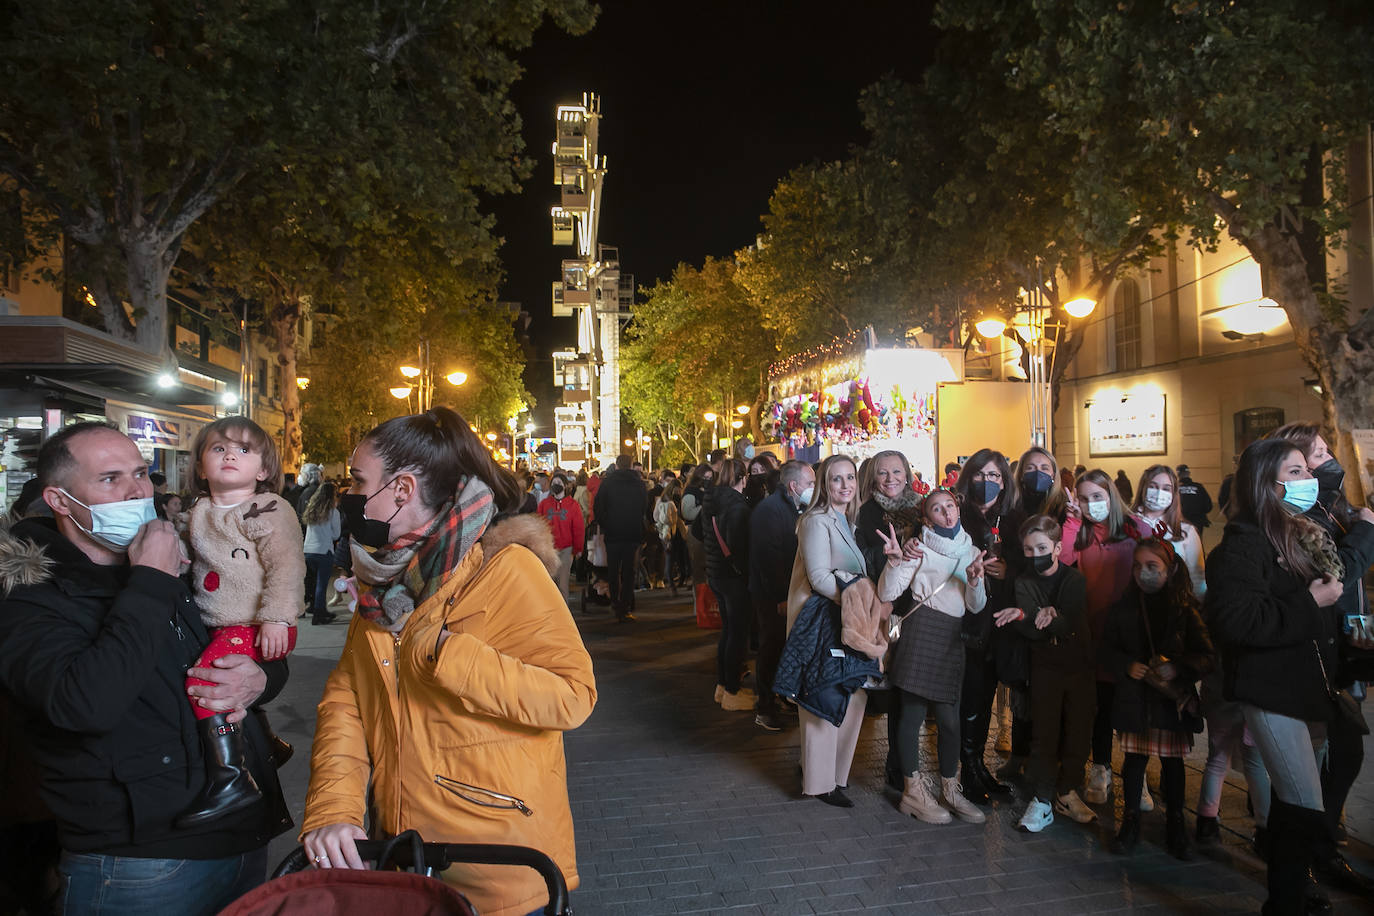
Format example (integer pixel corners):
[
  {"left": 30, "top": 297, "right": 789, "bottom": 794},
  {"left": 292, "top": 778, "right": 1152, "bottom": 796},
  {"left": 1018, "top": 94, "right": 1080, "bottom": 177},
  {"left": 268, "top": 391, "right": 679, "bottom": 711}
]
[{"left": 301, "top": 407, "right": 597, "bottom": 916}]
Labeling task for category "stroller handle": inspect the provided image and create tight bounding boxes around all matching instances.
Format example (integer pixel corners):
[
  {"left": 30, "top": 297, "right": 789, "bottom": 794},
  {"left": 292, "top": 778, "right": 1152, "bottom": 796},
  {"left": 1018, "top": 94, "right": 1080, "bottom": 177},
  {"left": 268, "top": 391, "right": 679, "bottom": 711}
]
[{"left": 274, "top": 840, "right": 571, "bottom": 916}]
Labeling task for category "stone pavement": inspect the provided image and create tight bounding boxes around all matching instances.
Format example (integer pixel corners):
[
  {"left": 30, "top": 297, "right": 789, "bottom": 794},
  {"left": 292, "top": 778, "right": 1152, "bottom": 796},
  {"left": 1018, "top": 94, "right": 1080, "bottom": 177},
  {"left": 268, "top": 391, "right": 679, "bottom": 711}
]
[{"left": 266, "top": 589, "right": 1374, "bottom": 915}]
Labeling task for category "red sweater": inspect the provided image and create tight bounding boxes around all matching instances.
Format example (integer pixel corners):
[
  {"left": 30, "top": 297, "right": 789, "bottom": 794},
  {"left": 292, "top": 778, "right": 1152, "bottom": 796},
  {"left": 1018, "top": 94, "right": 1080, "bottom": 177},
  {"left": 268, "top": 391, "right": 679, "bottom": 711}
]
[
  {"left": 1060, "top": 514, "right": 1145, "bottom": 679},
  {"left": 538, "top": 494, "right": 586, "bottom": 553}
]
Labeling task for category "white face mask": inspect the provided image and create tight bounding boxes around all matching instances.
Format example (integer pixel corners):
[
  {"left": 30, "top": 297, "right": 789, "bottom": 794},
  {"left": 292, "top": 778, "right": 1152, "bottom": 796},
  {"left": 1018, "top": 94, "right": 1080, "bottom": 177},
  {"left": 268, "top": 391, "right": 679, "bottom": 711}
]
[
  {"left": 60, "top": 489, "right": 157, "bottom": 552},
  {"left": 1143, "top": 486, "right": 1172, "bottom": 512},
  {"left": 798, "top": 485, "right": 814, "bottom": 507},
  {"left": 1084, "top": 498, "right": 1110, "bottom": 523}
]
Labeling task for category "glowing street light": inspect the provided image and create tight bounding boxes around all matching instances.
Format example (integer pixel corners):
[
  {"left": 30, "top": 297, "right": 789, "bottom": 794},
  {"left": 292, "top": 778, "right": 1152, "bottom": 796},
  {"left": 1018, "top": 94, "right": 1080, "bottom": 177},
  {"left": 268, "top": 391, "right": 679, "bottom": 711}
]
[
  {"left": 1063, "top": 296, "right": 1098, "bottom": 319},
  {"left": 389, "top": 386, "right": 413, "bottom": 400},
  {"left": 392, "top": 341, "right": 467, "bottom": 410},
  {"left": 975, "top": 315, "right": 1008, "bottom": 338},
  {"left": 735, "top": 404, "right": 749, "bottom": 414},
  {"left": 445, "top": 371, "right": 468, "bottom": 386},
  {"left": 730, "top": 419, "right": 744, "bottom": 430}
]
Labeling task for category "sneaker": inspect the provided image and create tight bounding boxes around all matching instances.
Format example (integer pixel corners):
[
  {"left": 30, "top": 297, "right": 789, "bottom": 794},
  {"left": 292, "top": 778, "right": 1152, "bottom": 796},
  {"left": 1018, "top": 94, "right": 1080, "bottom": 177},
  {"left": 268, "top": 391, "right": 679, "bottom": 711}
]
[
  {"left": 714, "top": 684, "right": 725, "bottom": 704},
  {"left": 754, "top": 712, "right": 784, "bottom": 731},
  {"left": 720, "top": 688, "right": 757, "bottom": 711},
  {"left": 1018, "top": 798, "right": 1054, "bottom": 833},
  {"left": 1053, "top": 790, "right": 1098, "bottom": 824},
  {"left": 1140, "top": 784, "right": 1155, "bottom": 812},
  {"left": 1084, "top": 764, "right": 1111, "bottom": 805}
]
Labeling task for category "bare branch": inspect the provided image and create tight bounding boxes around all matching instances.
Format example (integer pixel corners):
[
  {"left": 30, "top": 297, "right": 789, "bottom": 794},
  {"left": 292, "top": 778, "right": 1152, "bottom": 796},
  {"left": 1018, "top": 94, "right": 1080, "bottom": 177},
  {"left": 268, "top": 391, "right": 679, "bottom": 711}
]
[
  {"left": 149, "top": 154, "right": 201, "bottom": 228},
  {"left": 361, "top": 4, "right": 425, "bottom": 64}
]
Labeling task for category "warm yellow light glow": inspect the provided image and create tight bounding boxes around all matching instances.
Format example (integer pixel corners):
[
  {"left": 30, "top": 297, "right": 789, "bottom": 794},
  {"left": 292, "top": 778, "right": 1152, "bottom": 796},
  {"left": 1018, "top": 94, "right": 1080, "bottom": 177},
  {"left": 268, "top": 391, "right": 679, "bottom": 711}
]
[
  {"left": 525, "top": 422, "right": 534, "bottom": 433},
  {"left": 624, "top": 438, "right": 634, "bottom": 446},
  {"left": 399, "top": 365, "right": 422, "bottom": 379},
  {"left": 975, "top": 317, "right": 1007, "bottom": 338},
  {"left": 1063, "top": 297, "right": 1097, "bottom": 318},
  {"left": 1011, "top": 313, "right": 1043, "bottom": 343},
  {"left": 669, "top": 433, "right": 679, "bottom": 440},
  {"left": 703, "top": 412, "right": 718, "bottom": 423},
  {"left": 445, "top": 371, "right": 468, "bottom": 386},
  {"left": 296, "top": 377, "right": 310, "bottom": 389},
  {"left": 389, "top": 386, "right": 412, "bottom": 399},
  {"left": 1219, "top": 298, "right": 1287, "bottom": 335},
  {"left": 485, "top": 432, "right": 497, "bottom": 441},
  {"left": 731, "top": 419, "right": 744, "bottom": 429},
  {"left": 735, "top": 404, "right": 750, "bottom": 414}
]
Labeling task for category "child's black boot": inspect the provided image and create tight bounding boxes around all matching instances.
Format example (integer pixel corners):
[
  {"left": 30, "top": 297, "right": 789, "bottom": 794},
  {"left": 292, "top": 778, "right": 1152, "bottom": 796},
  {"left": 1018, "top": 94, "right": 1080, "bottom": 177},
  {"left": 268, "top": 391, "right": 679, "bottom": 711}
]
[{"left": 176, "top": 714, "right": 263, "bottom": 829}]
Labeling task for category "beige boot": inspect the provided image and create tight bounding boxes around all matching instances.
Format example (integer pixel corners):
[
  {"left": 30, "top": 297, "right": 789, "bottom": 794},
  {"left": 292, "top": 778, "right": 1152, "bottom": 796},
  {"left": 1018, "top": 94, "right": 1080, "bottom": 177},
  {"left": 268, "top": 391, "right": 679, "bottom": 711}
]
[
  {"left": 942, "top": 775, "right": 987, "bottom": 824},
  {"left": 899, "top": 774, "right": 952, "bottom": 824}
]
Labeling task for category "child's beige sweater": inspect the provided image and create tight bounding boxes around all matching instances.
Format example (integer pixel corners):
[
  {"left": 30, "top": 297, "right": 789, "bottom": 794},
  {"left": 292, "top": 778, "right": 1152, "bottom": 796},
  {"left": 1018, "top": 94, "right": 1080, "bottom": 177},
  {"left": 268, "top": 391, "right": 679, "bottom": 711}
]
[{"left": 190, "top": 495, "right": 304, "bottom": 628}]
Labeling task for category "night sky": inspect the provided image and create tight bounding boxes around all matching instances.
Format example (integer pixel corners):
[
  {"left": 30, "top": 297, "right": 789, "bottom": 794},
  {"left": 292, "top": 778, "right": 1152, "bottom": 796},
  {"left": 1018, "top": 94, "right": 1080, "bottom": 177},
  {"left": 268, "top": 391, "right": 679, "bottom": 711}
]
[{"left": 488, "top": 0, "right": 939, "bottom": 425}]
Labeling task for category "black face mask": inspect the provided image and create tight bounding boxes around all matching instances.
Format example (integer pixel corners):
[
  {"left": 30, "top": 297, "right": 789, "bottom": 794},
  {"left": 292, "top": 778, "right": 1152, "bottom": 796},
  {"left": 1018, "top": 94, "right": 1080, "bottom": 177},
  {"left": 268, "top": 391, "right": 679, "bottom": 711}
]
[
  {"left": 1030, "top": 553, "right": 1055, "bottom": 575},
  {"left": 551, "top": 483, "right": 565, "bottom": 497},
  {"left": 1313, "top": 457, "right": 1344, "bottom": 494},
  {"left": 338, "top": 477, "right": 403, "bottom": 549},
  {"left": 970, "top": 479, "right": 1001, "bottom": 505}
]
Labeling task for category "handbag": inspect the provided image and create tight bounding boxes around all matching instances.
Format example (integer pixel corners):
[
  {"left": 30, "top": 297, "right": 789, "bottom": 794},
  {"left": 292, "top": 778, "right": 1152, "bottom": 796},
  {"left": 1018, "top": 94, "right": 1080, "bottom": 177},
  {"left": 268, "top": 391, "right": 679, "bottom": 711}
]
[
  {"left": 1313, "top": 640, "right": 1371, "bottom": 736},
  {"left": 886, "top": 577, "right": 950, "bottom": 642},
  {"left": 1139, "top": 598, "right": 1200, "bottom": 717}
]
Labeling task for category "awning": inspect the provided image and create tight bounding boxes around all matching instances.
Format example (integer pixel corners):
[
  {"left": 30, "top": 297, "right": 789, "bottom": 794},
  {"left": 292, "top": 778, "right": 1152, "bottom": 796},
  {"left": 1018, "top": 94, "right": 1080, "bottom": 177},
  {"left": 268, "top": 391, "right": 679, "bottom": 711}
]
[{"left": 0, "top": 369, "right": 222, "bottom": 418}]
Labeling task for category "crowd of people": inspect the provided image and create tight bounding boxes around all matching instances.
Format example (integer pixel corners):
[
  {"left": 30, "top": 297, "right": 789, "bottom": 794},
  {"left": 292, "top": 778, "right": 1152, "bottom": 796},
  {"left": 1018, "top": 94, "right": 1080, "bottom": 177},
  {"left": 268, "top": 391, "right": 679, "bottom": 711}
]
[
  {"left": 575, "top": 431, "right": 1373, "bottom": 916},
  {"left": 1, "top": 414, "right": 1372, "bottom": 916}
]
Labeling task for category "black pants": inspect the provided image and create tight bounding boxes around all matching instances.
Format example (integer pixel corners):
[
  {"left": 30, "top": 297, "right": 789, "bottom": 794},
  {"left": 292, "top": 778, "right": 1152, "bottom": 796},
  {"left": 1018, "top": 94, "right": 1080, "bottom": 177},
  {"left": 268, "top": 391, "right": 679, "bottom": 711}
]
[
  {"left": 751, "top": 593, "right": 786, "bottom": 715},
  {"left": 709, "top": 576, "right": 751, "bottom": 692},
  {"left": 1321, "top": 701, "right": 1367, "bottom": 840},
  {"left": 959, "top": 648, "right": 999, "bottom": 757},
  {"left": 1092, "top": 680, "right": 1116, "bottom": 766},
  {"left": 1122, "top": 752, "right": 1185, "bottom": 814},
  {"left": 606, "top": 540, "right": 639, "bottom": 618},
  {"left": 1027, "top": 665, "right": 1095, "bottom": 800},
  {"left": 897, "top": 689, "right": 961, "bottom": 779}
]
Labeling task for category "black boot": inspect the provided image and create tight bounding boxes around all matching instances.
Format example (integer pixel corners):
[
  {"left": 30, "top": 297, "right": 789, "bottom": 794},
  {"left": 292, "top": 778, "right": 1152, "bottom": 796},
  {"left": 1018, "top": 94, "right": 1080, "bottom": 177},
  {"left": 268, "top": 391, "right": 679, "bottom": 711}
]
[
  {"left": 251, "top": 707, "right": 293, "bottom": 769},
  {"left": 1195, "top": 814, "right": 1220, "bottom": 844},
  {"left": 1166, "top": 810, "right": 1193, "bottom": 861},
  {"left": 175, "top": 714, "right": 263, "bottom": 829},
  {"left": 1110, "top": 811, "right": 1141, "bottom": 855},
  {"left": 958, "top": 753, "right": 990, "bottom": 804},
  {"left": 1260, "top": 800, "right": 1328, "bottom": 916},
  {"left": 1313, "top": 851, "right": 1374, "bottom": 896},
  {"left": 972, "top": 757, "right": 1011, "bottom": 795}
]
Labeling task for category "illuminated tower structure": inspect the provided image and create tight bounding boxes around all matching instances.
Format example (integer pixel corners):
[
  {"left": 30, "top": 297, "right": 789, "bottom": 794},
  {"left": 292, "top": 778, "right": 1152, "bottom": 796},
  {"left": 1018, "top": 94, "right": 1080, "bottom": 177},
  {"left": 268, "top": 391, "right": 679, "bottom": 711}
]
[{"left": 551, "top": 93, "right": 632, "bottom": 468}]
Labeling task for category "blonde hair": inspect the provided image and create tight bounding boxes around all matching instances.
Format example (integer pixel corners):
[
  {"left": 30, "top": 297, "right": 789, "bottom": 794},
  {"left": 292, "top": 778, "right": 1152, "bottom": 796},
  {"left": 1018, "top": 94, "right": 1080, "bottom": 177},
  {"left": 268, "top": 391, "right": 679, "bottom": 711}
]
[{"left": 803, "top": 455, "right": 859, "bottom": 527}]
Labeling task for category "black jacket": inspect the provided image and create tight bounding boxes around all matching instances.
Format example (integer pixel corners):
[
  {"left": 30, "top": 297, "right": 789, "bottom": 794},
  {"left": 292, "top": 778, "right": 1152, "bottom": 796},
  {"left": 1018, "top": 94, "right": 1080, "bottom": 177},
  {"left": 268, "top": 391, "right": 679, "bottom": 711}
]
[
  {"left": 1100, "top": 588, "right": 1215, "bottom": 734},
  {"left": 773, "top": 593, "right": 881, "bottom": 727},
  {"left": 748, "top": 487, "right": 802, "bottom": 603},
  {"left": 1178, "top": 477, "right": 1213, "bottom": 529},
  {"left": 702, "top": 485, "right": 750, "bottom": 581},
  {"left": 592, "top": 469, "right": 648, "bottom": 544},
  {"left": 961, "top": 502, "right": 1026, "bottom": 658},
  {"left": 1302, "top": 499, "right": 1374, "bottom": 684},
  {"left": 1011, "top": 564, "right": 1092, "bottom": 673},
  {"left": 1204, "top": 520, "right": 1340, "bottom": 721},
  {"left": 0, "top": 518, "right": 292, "bottom": 858}
]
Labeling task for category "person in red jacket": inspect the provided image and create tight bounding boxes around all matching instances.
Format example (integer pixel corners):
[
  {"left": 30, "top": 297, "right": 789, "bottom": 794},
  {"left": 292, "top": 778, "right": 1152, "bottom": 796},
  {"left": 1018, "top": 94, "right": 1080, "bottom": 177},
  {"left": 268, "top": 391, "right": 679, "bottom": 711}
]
[{"left": 539, "top": 472, "right": 586, "bottom": 600}]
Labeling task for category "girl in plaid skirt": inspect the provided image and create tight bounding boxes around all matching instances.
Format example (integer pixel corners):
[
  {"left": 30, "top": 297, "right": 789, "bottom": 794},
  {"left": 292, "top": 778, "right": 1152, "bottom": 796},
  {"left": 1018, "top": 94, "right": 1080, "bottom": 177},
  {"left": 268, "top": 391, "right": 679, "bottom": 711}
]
[{"left": 1100, "top": 538, "right": 1216, "bottom": 859}]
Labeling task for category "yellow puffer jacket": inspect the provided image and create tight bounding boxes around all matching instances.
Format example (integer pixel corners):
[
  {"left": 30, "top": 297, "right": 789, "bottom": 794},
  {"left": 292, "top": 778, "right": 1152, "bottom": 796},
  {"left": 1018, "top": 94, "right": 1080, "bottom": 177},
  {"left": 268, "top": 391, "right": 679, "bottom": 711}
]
[{"left": 302, "top": 520, "right": 597, "bottom": 916}]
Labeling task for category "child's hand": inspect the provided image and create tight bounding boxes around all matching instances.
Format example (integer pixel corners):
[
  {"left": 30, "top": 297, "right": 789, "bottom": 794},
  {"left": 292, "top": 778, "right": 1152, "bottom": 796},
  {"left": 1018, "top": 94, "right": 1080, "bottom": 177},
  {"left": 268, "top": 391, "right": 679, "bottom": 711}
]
[
  {"left": 993, "top": 607, "right": 1024, "bottom": 628},
  {"left": 876, "top": 524, "right": 905, "bottom": 563},
  {"left": 1034, "top": 606, "right": 1057, "bottom": 629},
  {"left": 966, "top": 550, "right": 988, "bottom": 585},
  {"left": 1127, "top": 662, "right": 1150, "bottom": 680},
  {"left": 257, "top": 623, "right": 291, "bottom": 660}
]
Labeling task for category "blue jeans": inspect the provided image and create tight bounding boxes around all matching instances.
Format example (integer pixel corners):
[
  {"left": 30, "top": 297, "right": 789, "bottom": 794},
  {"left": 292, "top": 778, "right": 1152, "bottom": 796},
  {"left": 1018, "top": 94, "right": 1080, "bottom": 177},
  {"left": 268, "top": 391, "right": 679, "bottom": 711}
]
[
  {"left": 306, "top": 552, "right": 333, "bottom": 616},
  {"left": 59, "top": 847, "right": 267, "bottom": 916},
  {"left": 1242, "top": 705, "right": 1324, "bottom": 810}
]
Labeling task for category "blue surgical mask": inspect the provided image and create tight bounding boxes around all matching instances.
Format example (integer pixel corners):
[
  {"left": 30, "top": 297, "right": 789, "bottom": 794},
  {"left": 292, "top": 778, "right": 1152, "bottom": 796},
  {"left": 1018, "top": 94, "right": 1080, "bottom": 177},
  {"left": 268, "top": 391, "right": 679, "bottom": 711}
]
[
  {"left": 970, "top": 479, "right": 1001, "bottom": 504},
  {"left": 1280, "top": 477, "right": 1319, "bottom": 513},
  {"left": 743, "top": 445, "right": 756, "bottom": 460},
  {"left": 60, "top": 489, "right": 158, "bottom": 552},
  {"left": 930, "top": 520, "right": 962, "bottom": 539}
]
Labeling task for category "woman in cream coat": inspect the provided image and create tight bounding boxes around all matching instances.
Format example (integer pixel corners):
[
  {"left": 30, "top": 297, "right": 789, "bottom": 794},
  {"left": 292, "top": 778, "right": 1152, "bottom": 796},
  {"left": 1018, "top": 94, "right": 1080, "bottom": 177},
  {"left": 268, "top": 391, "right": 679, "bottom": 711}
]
[{"left": 786, "top": 455, "right": 868, "bottom": 807}]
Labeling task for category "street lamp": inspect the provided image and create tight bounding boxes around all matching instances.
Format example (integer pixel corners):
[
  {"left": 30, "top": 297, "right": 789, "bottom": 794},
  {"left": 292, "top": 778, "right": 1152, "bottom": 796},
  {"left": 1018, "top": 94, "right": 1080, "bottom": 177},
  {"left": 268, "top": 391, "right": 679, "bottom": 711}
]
[
  {"left": 391, "top": 341, "right": 467, "bottom": 411},
  {"left": 703, "top": 411, "right": 719, "bottom": 448}
]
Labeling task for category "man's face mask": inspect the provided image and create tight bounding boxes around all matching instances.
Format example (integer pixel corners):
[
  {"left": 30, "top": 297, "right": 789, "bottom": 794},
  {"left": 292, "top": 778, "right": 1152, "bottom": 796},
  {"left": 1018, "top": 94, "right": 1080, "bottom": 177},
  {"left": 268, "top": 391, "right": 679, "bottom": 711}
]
[{"left": 60, "top": 489, "right": 157, "bottom": 552}]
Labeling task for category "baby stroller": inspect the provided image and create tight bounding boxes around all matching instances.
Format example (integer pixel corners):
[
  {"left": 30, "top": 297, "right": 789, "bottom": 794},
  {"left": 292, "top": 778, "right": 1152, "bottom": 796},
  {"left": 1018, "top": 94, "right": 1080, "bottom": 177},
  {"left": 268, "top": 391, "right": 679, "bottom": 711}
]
[{"left": 218, "top": 829, "right": 572, "bottom": 916}]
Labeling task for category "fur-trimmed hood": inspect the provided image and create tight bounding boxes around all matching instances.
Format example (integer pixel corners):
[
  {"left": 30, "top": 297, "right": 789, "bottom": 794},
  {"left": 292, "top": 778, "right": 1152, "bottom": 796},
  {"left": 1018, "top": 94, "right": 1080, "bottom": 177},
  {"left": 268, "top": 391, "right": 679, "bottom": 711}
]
[
  {"left": 0, "top": 516, "right": 56, "bottom": 596},
  {"left": 480, "top": 512, "right": 559, "bottom": 580}
]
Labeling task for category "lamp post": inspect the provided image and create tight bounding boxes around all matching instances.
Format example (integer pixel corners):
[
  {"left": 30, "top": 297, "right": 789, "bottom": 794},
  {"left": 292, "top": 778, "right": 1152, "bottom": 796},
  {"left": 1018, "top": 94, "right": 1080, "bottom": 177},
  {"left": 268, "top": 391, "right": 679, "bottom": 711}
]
[
  {"left": 976, "top": 266, "right": 1097, "bottom": 451},
  {"left": 703, "top": 411, "right": 718, "bottom": 449},
  {"left": 391, "top": 340, "right": 467, "bottom": 411}
]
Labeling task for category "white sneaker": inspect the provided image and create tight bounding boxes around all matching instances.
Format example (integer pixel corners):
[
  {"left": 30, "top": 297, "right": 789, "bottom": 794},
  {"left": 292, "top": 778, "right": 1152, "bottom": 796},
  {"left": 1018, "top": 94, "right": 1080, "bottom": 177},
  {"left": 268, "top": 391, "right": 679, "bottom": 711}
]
[
  {"left": 1018, "top": 798, "right": 1054, "bottom": 833},
  {"left": 720, "top": 688, "right": 757, "bottom": 711},
  {"left": 1053, "top": 789, "right": 1098, "bottom": 824},
  {"left": 1140, "top": 783, "right": 1155, "bottom": 812},
  {"left": 1084, "top": 764, "right": 1111, "bottom": 805}
]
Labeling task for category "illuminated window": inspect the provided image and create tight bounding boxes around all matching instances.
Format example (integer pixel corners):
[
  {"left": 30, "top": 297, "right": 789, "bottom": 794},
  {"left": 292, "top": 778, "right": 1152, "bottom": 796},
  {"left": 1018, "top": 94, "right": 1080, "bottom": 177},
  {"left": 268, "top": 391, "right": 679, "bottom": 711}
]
[{"left": 1114, "top": 279, "right": 1141, "bottom": 372}]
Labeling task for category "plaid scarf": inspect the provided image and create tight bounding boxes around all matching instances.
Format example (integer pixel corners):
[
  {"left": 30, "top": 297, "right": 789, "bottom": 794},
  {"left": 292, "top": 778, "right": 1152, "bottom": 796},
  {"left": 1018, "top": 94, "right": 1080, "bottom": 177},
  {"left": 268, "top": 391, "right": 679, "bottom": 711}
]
[{"left": 351, "top": 477, "right": 496, "bottom": 633}]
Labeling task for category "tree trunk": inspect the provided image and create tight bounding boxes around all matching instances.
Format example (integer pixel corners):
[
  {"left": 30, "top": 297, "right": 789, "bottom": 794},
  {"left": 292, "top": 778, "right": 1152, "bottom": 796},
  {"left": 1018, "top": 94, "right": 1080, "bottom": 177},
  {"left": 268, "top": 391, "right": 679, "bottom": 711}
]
[
  {"left": 1233, "top": 221, "right": 1374, "bottom": 508},
  {"left": 125, "top": 235, "right": 174, "bottom": 355},
  {"left": 270, "top": 293, "right": 304, "bottom": 472}
]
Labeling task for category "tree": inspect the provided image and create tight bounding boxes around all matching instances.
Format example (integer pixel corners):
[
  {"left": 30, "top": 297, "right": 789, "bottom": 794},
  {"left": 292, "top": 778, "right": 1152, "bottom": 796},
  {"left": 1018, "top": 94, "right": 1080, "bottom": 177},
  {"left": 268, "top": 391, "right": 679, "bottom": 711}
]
[
  {"left": 0, "top": 0, "right": 594, "bottom": 358},
  {"left": 622, "top": 258, "right": 779, "bottom": 452},
  {"left": 936, "top": 0, "right": 1374, "bottom": 498}
]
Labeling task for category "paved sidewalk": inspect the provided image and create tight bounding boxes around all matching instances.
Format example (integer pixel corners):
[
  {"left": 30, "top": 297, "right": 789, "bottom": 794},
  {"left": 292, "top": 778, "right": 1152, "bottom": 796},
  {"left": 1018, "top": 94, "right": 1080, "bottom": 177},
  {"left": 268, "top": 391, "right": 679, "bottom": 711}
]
[{"left": 266, "top": 589, "right": 1374, "bottom": 914}]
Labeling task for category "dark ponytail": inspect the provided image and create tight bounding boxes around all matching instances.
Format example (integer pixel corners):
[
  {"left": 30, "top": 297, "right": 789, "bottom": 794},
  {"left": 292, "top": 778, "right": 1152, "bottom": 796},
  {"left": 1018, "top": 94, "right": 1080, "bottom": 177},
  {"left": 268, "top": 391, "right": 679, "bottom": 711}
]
[{"left": 361, "top": 406, "right": 524, "bottom": 512}]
